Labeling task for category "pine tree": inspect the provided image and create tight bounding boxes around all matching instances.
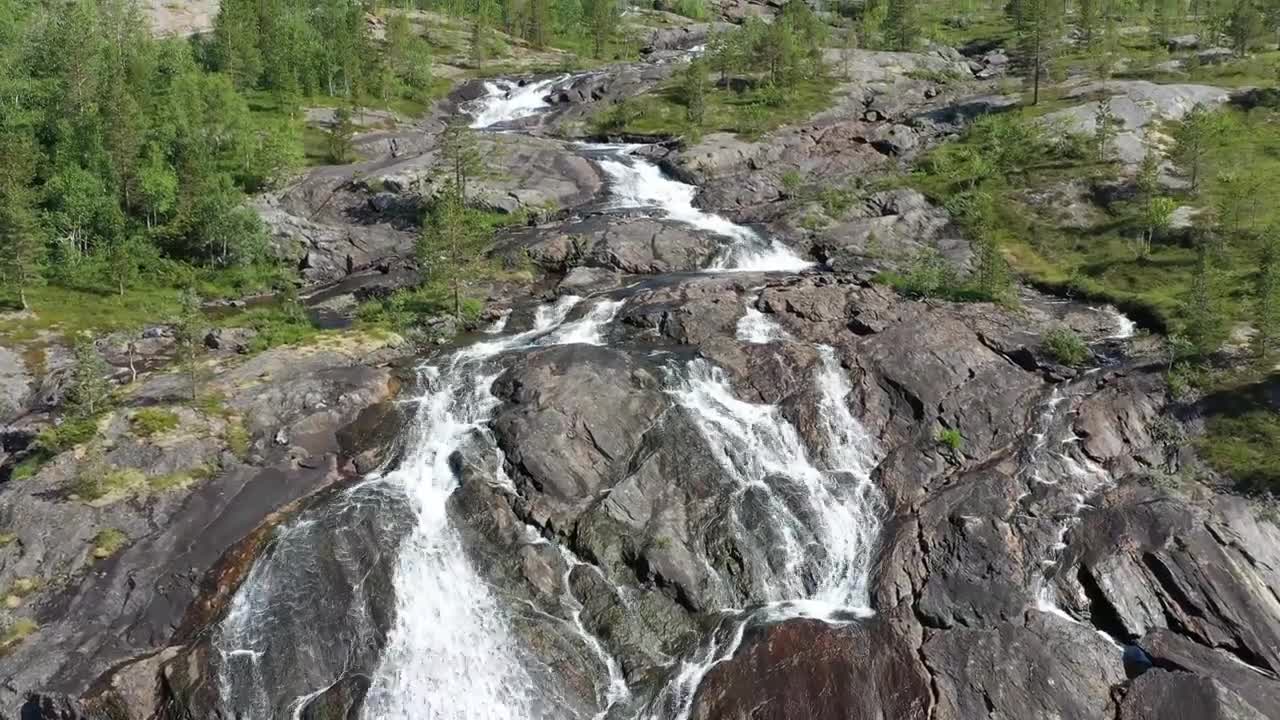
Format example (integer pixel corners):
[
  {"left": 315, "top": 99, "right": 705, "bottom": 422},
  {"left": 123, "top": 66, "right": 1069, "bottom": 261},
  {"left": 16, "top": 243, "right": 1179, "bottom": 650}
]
[
  {"left": 173, "top": 288, "right": 206, "bottom": 403},
  {"left": 585, "top": 0, "right": 619, "bottom": 59},
  {"left": 0, "top": 131, "right": 44, "bottom": 311},
  {"left": 884, "top": 0, "right": 920, "bottom": 51},
  {"left": 1184, "top": 234, "right": 1229, "bottom": 358},
  {"left": 1228, "top": 0, "right": 1265, "bottom": 56},
  {"left": 1253, "top": 226, "right": 1280, "bottom": 360},
  {"left": 683, "top": 56, "right": 709, "bottom": 133},
  {"left": 417, "top": 182, "right": 486, "bottom": 321},
  {"left": 1171, "top": 104, "right": 1226, "bottom": 193},
  {"left": 439, "top": 118, "right": 482, "bottom": 200},
  {"left": 327, "top": 107, "right": 357, "bottom": 164},
  {"left": 1077, "top": 0, "right": 1099, "bottom": 46},
  {"left": 1093, "top": 99, "right": 1119, "bottom": 162},
  {"left": 66, "top": 335, "right": 112, "bottom": 418},
  {"left": 1018, "top": 0, "right": 1060, "bottom": 105}
]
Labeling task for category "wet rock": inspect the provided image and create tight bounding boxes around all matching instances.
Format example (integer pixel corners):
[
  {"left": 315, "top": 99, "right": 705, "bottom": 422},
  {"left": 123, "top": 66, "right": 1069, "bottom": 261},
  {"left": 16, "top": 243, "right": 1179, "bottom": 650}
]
[
  {"left": 504, "top": 215, "right": 726, "bottom": 274},
  {"left": 297, "top": 675, "right": 372, "bottom": 720},
  {"left": 558, "top": 266, "right": 623, "bottom": 296},
  {"left": 688, "top": 617, "right": 930, "bottom": 720},
  {"left": 492, "top": 345, "right": 669, "bottom": 532}
]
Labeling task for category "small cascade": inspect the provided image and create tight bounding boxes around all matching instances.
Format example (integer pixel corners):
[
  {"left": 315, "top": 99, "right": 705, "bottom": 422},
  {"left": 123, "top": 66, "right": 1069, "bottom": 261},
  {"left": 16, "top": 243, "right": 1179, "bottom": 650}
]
[
  {"left": 543, "top": 298, "right": 626, "bottom": 347},
  {"left": 1099, "top": 305, "right": 1137, "bottom": 340},
  {"left": 467, "top": 76, "right": 566, "bottom": 128},
  {"left": 1021, "top": 387, "right": 1118, "bottom": 644},
  {"left": 591, "top": 146, "right": 813, "bottom": 273},
  {"left": 735, "top": 292, "right": 787, "bottom": 344},
  {"left": 643, "top": 347, "right": 883, "bottom": 720}
]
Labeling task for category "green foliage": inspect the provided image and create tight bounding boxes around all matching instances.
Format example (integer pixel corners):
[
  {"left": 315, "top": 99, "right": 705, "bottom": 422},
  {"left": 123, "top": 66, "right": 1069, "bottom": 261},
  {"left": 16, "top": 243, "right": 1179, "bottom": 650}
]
[
  {"left": 225, "top": 420, "right": 252, "bottom": 460},
  {"left": 682, "top": 56, "right": 709, "bottom": 132},
  {"left": 1043, "top": 326, "right": 1090, "bottom": 366},
  {"left": 91, "top": 528, "right": 128, "bottom": 559},
  {"left": 65, "top": 336, "right": 113, "bottom": 419},
  {"left": 885, "top": 0, "right": 921, "bottom": 50},
  {"left": 174, "top": 288, "right": 207, "bottom": 403},
  {"left": 1201, "top": 409, "right": 1280, "bottom": 495},
  {"left": 417, "top": 184, "right": 491, "bottom": 321},
  {"left": 1253, "top": 228, "right": 1280, "bottom": 360},
  {"left": 36, "top": 417, "right": 100, "bottom": 455},
  {"left": 936, "top": 427, "right": 964, "bottom": 451},
  {"left": 1171, "top": 104, "right": 1230, "bottom": 193},
  {"left": 882, "top": 248, "right": 966, "bottom": 299},
  {"left": 326, "top": 107, "right": 358, "bottom": 164},
  {"left": 675, "top": 0, "right": 710, "bottom": 19},
  {"left": 130, "top": 408, "right": 180, "bottom": 438},
  {"left": 0, "top": 533, "right": 14, "bottom": 548},
  {"left": 0, "top": 618, "right": 37, "bottom": 655}
]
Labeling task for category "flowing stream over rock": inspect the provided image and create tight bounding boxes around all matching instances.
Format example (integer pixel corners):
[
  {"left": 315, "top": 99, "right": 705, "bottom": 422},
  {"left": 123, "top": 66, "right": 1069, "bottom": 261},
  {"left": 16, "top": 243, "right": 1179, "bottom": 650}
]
[{"left": 214, "top": 74, "right": 1060, "bottom": 720}]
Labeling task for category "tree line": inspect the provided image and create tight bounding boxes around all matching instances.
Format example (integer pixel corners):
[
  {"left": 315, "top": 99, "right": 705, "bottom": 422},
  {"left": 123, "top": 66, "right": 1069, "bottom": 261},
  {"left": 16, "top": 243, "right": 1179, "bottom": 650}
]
[{"left": 0, "top": 0, "right": 306, "bottom": 309}]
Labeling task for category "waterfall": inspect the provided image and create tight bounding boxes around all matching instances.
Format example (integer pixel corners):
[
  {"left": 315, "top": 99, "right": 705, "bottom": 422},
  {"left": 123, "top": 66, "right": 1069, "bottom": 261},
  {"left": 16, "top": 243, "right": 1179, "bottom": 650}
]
[
  {"left": 467, "top": 76, "right": 566, "bottom": 129},
  {"left": 1021, "top": 387, "right": 1120, "bottom": 647},
  {"left": 734, "top": 296, "right": 788, "bottom": 345},
  {"left": 591, "top": 147, "right": 813, "bottom": 273},
  {"left": 215, "top": 296, "right": 630, "bottom": 720},
  {"left": 645, "top": 346, "right": 883, "bottom": 720}
]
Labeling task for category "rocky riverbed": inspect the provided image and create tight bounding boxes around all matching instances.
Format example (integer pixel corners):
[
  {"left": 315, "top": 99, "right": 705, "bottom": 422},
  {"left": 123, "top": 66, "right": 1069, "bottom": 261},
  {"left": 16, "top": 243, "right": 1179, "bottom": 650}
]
[{"left": 2, "top": 19, "right": 1278, "bottom": 720}]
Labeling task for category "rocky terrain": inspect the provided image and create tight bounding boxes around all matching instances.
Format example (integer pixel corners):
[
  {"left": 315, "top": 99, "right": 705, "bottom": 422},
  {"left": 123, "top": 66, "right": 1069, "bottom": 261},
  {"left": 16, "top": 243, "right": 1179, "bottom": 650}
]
[{"left": 2, "top": 10, "right": 1279, "bottom": 720}]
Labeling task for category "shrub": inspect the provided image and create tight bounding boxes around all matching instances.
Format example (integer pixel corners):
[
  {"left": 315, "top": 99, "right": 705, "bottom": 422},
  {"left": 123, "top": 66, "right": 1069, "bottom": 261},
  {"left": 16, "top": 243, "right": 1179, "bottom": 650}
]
[
  {"left": 1043, "top": 326, "right": 1090, "bottom": 366},
  {"left": 0, "top": 618, "right": 37, "bottom": 654},
  {"left": 91, "top": 529, "right": 128, "bottom": 559},
  {"left": 130, "top": 408, "right": 180, "bottom": 438},
  {"left": 226, "top": 421, "right": 251, "bottom": 460},
  {"left": 35, "top": 417, "right": 99, "bottom": 453},
  {"left": 936, "top": 428, "right": 963, "bottom": 451},
  {"left": 675, "top": 0, "right": 708, "bottom": 20}
]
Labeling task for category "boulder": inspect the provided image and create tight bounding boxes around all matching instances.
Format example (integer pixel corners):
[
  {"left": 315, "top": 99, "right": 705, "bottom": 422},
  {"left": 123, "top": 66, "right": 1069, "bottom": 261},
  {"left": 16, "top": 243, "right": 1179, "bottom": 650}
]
[{"left": 687, "top": 618, "right": 930, "bottom": 720}]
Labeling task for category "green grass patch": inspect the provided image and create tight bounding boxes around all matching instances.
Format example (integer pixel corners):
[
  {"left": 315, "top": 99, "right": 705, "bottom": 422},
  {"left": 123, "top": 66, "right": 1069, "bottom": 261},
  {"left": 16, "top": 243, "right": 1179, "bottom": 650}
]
[
  {"left": 356, "top": 284, "right": 485, "bottom": 332},
  {"left": 91, "top": 528, "right": 129, "bottom": 559},
  {"left": 0, "top": 533, "right": 15, "bottom": 548},
  {"left": 1200, "top": 409, "right": 1280, "bottom": 495},
  {"left": 130, "top": 408, "right": 180, "bottom": 438},
  {"left": 226, "top": 420, "right": 252, "bottom": 460},
  {"left": 936, "top": 427, "right": 964, "bottom": 451},
  {"left": 0, "top": 618, "right": 37, "bottom": 655},
  {"left": 0, "top": 264, "right": 293, "bottom": 341},
  {"left": 147, "top": 465, "right": 213, "bottom": 492},
  {"left": 232, "top": 305, "right": 323, "bottom": 352},
  {"left": 74, "top": 467, "right": 147, "bottom": 502},
  {"left": 196, "top": 391, "right": 230, "bottom": 417}
]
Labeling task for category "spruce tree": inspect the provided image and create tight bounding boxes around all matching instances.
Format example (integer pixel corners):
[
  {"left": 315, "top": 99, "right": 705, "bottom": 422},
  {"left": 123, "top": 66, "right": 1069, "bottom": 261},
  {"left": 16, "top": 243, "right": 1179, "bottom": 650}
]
[
  {"left": 1184, "top": 234, "right": 1229, "bottom": 358},
  {"left": 174, "top": 288, "right": 206, "bottom": 403},
  {"left": 66, "top": 335, "right": 112, "bottom": 419},
  {"left": 0, "top": 131, "right": 44, "bottom": 311},
  {"left": 417, "top": 183, "right": 486, "bottom": 321},
  {"left": 884, "top": 0, "right": 920, "bottom": 51},
  {"left": 1093, "top": 100, "right": 1119, "bottom": 163},
  {"left": 683, "top": 56, "right": 709, "bottom": 130},
  {"left": 1171, "top": 104, "right": 1226, "bottom": 193},
  {"left": 1253, "top": 227, "right": 1280, "bottom": 361}
]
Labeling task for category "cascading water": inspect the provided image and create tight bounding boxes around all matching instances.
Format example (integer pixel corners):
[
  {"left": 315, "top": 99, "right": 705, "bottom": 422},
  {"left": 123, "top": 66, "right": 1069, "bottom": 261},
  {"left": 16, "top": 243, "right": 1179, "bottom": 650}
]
[
  {"left": 1020, "top": 387, "right": 1120, "bottom": 646},
  {"left": 214, "top": 296, "right": 669, "bottom": 719},
  {"left": 467, "top": 76, "right": 566, "bottom": 129},
  {"left": 644, "top": 346, "right": 883, "bottom": 719},
  {"left": 591, "top": 146, "right": 814, "bottom": 273}
]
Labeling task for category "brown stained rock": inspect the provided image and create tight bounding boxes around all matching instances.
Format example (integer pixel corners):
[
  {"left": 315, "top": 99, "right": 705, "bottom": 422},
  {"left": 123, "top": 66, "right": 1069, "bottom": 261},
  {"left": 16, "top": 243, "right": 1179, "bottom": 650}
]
[{"left": 688, "top": 618, "right": 930, "bottom": 720}]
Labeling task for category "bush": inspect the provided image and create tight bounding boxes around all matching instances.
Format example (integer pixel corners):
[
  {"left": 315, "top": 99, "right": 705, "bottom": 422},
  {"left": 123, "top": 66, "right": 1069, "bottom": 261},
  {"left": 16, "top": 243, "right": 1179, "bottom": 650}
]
[
  {"left": 130, "top": 408, "right": 180, "bottom": 438},
  {"left": 0, "top": 618, "right": 37, "bottom": 654},
  {"left": 225, "top": 420, "right": 251, "bottom": 460},
  {"left": 675, "top": 0, "right": 709, "bottom": 20},
  {"left": 936, "top": 427, "right": 963, "bottom": 451},
  {"left": 35, "top": 417, "right": 99, "bottom": 453},
  {"left": 1200, "top": 409, "right": 1280, "bottom": 495},
  {"left": 1043, "top": 326, "right": 1090, "bottom": 366},
  {"left": 91, "top": 529, "right": 128, "bottom": 559}
]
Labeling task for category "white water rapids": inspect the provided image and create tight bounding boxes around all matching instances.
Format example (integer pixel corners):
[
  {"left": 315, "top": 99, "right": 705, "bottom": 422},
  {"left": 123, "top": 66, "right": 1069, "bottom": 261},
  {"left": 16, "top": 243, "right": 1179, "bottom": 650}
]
[
  {"left": 466, "top": 78, "right": 813, "bottom": 273},
  {"left": 592, "top": 146, "right": 814, "bottom": 273},
  {"left": 218, "top": 77, "right": 879, "bottom": 720}
]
